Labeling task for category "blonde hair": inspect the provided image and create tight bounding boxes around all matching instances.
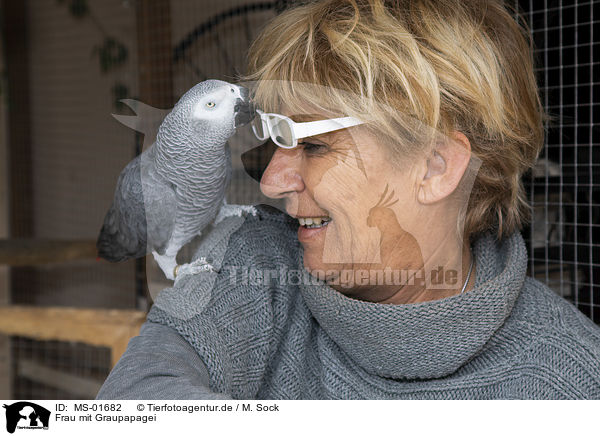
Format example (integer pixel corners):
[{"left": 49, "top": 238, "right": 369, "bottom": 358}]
[{"left": 245, "top": 0, "right": 545, "bottom": 240}]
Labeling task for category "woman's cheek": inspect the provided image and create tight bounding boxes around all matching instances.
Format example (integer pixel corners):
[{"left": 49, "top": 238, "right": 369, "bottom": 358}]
[
  {"left": 313, "top": 167, "right": 360, "bottom": 206},
  {"left": 321, "top": 211, "right": 382, "bottom": 264}
]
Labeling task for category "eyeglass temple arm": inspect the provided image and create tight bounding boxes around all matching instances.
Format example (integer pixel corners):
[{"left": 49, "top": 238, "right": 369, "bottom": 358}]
[{"left": 293, "top": 117, "right": 363, "bottom": 140}]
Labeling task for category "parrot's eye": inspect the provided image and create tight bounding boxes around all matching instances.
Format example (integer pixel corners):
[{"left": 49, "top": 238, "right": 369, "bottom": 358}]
[
  {"left": 206, "top": 101, "right": 216, "bottom": 108},
  {"left": 230, "top": 88, "right": 235, "bottom": 93}
]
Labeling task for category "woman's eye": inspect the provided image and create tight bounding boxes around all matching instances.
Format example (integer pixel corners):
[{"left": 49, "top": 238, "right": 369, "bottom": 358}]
[{"left": 301, "top": 142, "right": 327, "bottom": 153}]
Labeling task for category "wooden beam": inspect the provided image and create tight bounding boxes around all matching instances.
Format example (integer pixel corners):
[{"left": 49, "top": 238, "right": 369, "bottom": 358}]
[
  {"left": 1, "top": 0, "right": 32, "bottom": 238},
  {"left": 0, "top": 239, "right": 98, "bottom": 266},
  {"left": 135, "top": 0, "right": 174, "bottom": 309},
  {"left": 2, "top": 0, "right": 36, "bottom": 310},
  {"left": 0, "top": 0, "right": 25, "bottom": 399},
  {"left": 136, "top": 0, "right": 174, "bottom": 108},
  {"left": 0, "top": 306, "right": 146, "bottom": 367},
  {"left": 18, "top": 359, "right": 103, "bottom": 399}
]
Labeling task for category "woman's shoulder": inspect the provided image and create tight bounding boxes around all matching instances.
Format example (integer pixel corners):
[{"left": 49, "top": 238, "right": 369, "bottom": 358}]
[
  {"left": 498, "top": 276, "right": 600, "bottom": 397},
  {"left": 463, "top": 276, "right": 600, "bottom": 398},
  {"left": 514, "top": 276, "right": 600, "bottom": 339}
]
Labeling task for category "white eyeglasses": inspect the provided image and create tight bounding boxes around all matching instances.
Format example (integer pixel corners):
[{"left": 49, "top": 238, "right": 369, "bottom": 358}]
[{"left": 251, "top": 109, "right": 364, "bottom": 149}]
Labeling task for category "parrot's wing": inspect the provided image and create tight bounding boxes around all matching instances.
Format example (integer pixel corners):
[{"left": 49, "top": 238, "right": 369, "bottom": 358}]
[
  {"left": 141, "top": 150, "right": 178, "bottom": 255},
  {"left": 97, "top": 146, "right": 176, "bottom": 261},
  {"left": 97, "top": 153, "right": 148, "bottom": 261}
]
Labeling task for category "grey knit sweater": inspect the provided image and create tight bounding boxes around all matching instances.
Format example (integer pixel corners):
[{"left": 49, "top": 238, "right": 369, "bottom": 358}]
[{"left": 97, "top": 206, "right": 600, "bottom": 399}]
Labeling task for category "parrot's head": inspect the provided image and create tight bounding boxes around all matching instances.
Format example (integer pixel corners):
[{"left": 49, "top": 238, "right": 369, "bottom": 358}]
[{"left": 178, "top": 79, "right": 254, "bottom": 146}]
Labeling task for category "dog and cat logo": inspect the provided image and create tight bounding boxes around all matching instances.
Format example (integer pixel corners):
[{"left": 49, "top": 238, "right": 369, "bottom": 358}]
[{"left": 2, "top": 402, "right": 50, "bottom": 433}]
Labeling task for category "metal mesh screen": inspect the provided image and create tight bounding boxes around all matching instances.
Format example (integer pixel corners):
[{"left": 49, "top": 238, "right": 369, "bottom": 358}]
[
  {"left": 519, "top": 0, "right": 599, "bottom": 323},
  {"left": 11, "top": 338, "right": 110, "bottom": 400}
]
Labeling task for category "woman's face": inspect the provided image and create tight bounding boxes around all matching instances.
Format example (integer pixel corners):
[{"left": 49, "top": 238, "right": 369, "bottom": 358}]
[{"left": 260, "top": 115, "right": 427, "bottom": 302}]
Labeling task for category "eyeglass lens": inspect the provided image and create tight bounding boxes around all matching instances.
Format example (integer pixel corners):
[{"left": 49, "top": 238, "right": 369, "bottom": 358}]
[
  {"left": 271, "top": 118, "right": 293, "bottom": 147},
  {"left": 252, "top": 116, "right": 267, "bottom": 140}
]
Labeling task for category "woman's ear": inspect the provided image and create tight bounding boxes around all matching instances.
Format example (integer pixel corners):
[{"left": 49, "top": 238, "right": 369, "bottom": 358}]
[{"left": 417, "top": 131, "right": 472, "bottom": 204}]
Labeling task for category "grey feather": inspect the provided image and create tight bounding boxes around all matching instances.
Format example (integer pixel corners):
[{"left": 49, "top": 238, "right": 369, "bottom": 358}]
[{"left": 97, "top": 145, "right": 176, "bottom": 261}]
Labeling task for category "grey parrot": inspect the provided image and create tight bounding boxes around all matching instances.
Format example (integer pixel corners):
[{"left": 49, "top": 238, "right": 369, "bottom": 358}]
[{"left": 97, "top": 79, "right": 256, "bottom": 281}]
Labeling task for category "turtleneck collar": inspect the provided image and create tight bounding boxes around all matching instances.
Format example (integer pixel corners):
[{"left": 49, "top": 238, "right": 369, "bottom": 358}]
[{"left": 298, "top": 231, "right": 527, "bottom": 380}]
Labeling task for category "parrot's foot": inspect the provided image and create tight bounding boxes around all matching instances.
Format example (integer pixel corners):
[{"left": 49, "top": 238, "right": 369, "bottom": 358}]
[
  {"left": 173, "top": 257, "right": 215, "bottom": 284},
  {"left": 214, "top": 204, "right": 257, "bottom": 224},
  {"left": 152, "top": 251, "right": 178, "bottom": 281}
]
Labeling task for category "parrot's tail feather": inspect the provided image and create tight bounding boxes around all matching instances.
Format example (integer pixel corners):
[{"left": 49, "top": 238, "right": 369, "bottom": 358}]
[{"left": 96, "top": 221, "right": 147, "bottom": 263}]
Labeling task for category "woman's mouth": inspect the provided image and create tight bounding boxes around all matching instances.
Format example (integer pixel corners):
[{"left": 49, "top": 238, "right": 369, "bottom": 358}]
[
  {"left": 297, "top": 216, "right": 331, "bottom": 242},
  {"left": 298, "top": 216, "right": 331, "bottom": 229}
]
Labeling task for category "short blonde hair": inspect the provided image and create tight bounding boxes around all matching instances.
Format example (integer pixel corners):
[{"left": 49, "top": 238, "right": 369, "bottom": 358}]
[{"left": 246, "top": 0, "right": 545, "bottom": 240}]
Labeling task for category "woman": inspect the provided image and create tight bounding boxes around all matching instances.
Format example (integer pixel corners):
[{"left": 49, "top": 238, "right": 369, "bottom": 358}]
[{"left": 98, "top": 0, "right": 600, "bottom": 399}]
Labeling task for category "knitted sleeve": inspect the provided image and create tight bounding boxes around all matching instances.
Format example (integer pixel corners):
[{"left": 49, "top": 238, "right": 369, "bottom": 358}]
[{"left": 96, "top": 322, "right": 232, "bottom": 400}]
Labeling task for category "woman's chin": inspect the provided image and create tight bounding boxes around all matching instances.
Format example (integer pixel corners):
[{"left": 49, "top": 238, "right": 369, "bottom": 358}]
[
  {"left": 297, "top": 223, "right": 328, "bottom": 270},
  {"left": 302, "top": 249, "right": 325, "bottom": 275}
]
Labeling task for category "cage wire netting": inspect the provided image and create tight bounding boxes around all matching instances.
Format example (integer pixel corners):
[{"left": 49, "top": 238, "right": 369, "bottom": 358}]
[
  {"left": 11, "top": 337, "right": 111, "bottom": 400},
  {"left": 0, "top": 0, "right": 598, "bottom": 400},
  {"left": 518, "top": 0, "right": 599, "bottom": 323}
]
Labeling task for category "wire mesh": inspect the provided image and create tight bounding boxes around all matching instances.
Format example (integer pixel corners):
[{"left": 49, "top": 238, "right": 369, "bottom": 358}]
[
  {"left": 11, "top": 337, "right": 110, "bottom": 400},
  {"left": 518, "top": 0, "right": 599, "bottom": 323}
]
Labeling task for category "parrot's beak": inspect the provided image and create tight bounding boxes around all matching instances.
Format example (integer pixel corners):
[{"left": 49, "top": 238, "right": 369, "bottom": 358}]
[{"left": 234, "top": 87, "right": 255, "bottom": 127}]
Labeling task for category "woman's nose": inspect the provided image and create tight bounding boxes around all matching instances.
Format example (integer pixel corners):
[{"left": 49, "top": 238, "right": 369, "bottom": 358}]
[{"left": 260, "top": 148, "right": 304, "bottom": 199}]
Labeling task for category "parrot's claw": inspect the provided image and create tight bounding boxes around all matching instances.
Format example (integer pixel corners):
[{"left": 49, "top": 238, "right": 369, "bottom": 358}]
[
  {"left": 215, "top": 204, "right": 257, "bottom": 224},
  {"left": 173, "top": 257, "right": 215, "bottom": 284},
  {"left": 239, "top": 205, "right": 258, "bottom": 216}
]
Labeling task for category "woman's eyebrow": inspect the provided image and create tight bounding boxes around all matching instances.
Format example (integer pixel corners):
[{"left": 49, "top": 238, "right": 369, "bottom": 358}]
[{"left": 299, "top": 135, "right": 328, "bottom": 144}]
